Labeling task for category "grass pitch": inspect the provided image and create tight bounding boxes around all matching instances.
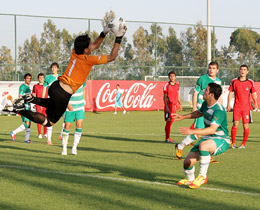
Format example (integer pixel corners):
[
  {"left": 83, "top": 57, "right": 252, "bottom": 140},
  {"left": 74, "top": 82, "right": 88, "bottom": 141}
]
[{"left": 0, "top": 110, "right": 260, "bottom": 210}]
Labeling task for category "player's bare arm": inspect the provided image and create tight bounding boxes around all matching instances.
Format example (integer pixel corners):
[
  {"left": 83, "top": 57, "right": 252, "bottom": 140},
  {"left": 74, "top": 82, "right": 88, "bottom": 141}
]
[
  {"left": 177, "top": 93, "right": 182, "bottom": 112},
  {"left": 252, "top": 92, "right": 259, "bottom": 111},
  {"left": 226, "top": 91, "right": 233, "bottom": 112},
  {"left": 178, "top": 123, "right": 218, "bottom": 136},
  {"left": 192, "top": 91, "right": 198, "bottom": 112},
  {"left": 173, "top": 110, "right": 203, "bottom": 121}
]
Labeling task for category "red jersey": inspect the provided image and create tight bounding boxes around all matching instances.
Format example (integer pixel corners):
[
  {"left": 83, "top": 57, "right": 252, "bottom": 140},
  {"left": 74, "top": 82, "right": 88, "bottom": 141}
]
[
  {"left": 32, "top": 83, "right": 47, "bottom": 98},
  {"left": 228, "top": 77, "right": 256, "bottom": 110},
  {"left": 163, "top": 82, "right": 179, "bottom": 105}
]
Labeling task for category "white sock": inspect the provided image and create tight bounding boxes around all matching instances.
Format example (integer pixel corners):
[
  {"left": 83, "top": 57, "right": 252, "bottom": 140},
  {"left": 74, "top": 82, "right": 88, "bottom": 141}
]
[
  {"left": 13, "top": 124, "right": 26, "bottom": 134},
  {"left": 47, "top": 126, "right": 53, "bottom": 142},
  {"left": 73, "top": 131, "right": 82, "bottom": 149},
  {"left": 184, "top": 166, "right": 195, "bottom": 181},
  {"left": 178, "top": 135, "right": 198, "bottom": 149},
  {"left": 62, "top": 132, "right": 69, "bottom": 147},
  {"left": 25, "top": 128, "right": 30, "bottom": 141},
  {"left": 60, "top": 122, "right": 65, "bottom": 137},
  {"left": 199, "top": 155, "right": 211, "bottom": 178}
]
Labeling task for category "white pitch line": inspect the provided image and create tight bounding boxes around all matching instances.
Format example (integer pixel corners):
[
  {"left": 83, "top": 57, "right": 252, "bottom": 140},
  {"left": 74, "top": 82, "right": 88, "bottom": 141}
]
[{"left": 0, "top": 164, "right": 259, "bottom": 197}]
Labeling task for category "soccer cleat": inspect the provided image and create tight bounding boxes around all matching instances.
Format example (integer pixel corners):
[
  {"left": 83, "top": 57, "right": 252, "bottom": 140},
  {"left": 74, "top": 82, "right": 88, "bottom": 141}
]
[
  {"left": 38, "top": 134, "right": 42, "bottom": 139},
  {"left": 177, "top": 179, "right": 193, "bottom": 186},
  {"left": 189, "top": 175, "right": 208, "bottom": 189},
  {"left": 71, "top": 147, "right": 77, "bottom": 155},
  {"left": 46, "top": 141, "right": 53, "bottom": 145},
  {"left": 175, "top": 144, "right": 183, "bottom": 160},
  {"left": 123, "top": 110, "right": 126, "bottom": 114},
  {"left": 24, "top": 140, "right": 33, "bottom": 143},
  {"left": 44, "top": 134, "right": 47, "bottom": 138},
  {"left": 59, "top": 135, "right": 62, "bottom": 140},
  {"left": 230, "top": 143, "right": 236, "bottom": 149},
  {"left": 165, "top": 138, "right": 176, "bottom": 143},
  {"left": 210, "top": 156, "right": 219, "bottom": 163},
  {"left": 61, "top": 149, "right": 67, "bottom": 155},
  {"left": 113, "top": 112, "right": 117, "bottom": 114},
  {"left": 10, "top": 131, "right": 16, "bottom": 141},
  {"left": 238, "top": 144, "right": 246, "bottom": 149}
]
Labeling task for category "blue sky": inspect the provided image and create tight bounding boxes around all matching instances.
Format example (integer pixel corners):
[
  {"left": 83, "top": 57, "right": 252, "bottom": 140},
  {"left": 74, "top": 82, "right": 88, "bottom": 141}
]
[{"left": 1, "top": 0, "right": 260, "bottom": 53}]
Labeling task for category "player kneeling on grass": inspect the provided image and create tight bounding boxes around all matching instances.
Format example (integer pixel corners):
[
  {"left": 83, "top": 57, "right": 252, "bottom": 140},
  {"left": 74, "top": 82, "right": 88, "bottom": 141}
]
[{"left": 174, "top": 83, "right": 230, "bottom": 189}]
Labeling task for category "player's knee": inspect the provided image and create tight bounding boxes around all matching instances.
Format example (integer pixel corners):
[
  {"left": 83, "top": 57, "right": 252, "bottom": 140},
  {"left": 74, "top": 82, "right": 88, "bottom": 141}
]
[{"left": 183, "top": 159, "right": 192, "bottom": 169}]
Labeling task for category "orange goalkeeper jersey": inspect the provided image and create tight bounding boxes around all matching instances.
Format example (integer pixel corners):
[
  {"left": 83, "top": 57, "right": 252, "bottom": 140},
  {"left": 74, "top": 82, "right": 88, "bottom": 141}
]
[{"left": 59, "top": 49, "right": 107, "bottom": 93}]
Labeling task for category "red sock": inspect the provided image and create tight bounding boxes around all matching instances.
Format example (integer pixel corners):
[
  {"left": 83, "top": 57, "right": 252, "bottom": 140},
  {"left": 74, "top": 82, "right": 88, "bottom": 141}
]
[
  {"left": 44, "top": 126, "right": 47, "bottom": 135},
  {"left": 231, "top": 126, "right": 237, "bottom": 144},
  {"left": 37, "top": 124, "right": 42, "bottom": 135},
  {"left": 165, "top": 121, "right": 173, "bottom": 139},
  {"left": 242, "top": 128, "right": 249, "bottom": 145}
]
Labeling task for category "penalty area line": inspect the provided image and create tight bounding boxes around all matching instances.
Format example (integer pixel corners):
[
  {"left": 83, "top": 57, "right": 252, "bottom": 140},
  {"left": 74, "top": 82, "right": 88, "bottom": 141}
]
[{"left": 0, "top": 164, "right": 259, "bottom": 197}]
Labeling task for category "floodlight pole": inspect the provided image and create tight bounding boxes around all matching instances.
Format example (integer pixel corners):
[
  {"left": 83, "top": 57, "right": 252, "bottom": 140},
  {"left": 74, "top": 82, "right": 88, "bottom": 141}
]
[{"left": 207, "top": 0, "right": 211, "bottom": 65}]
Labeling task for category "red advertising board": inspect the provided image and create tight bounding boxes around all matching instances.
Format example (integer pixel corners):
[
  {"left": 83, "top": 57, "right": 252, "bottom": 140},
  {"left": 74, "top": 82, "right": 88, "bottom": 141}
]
[{"left": 85, "top": 80, "right": 167, "bottom": 112}]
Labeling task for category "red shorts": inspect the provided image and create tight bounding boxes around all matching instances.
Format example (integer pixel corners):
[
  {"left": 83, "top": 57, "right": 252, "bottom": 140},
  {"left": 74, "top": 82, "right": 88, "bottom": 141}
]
[
  {"left": 233, "top": 109, "right": 252, "bottom": 124},
  {"left": 164, "top": 104, "right": 177, "bottom": 121}
]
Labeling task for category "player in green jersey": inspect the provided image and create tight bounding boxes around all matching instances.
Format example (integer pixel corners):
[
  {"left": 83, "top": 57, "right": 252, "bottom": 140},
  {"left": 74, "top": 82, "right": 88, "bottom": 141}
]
[
  {"left": 60, "top": 80, "right": 87, "bottom": 155},
  {"left": 175, "top": 61, "right": 222, "bottom": 163},
  {"left": 10, "top": 73, "right": 32, "bottom": 143},
  {"left": 43, "top": 62, "right": 60, "bottom": 145},
  {"left": 174, "top": 83, "right": 230, "bottom": 189}
]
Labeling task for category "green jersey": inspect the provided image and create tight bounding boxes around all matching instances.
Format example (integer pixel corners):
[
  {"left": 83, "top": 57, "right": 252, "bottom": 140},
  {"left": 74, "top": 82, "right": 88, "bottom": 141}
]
[
  {"left": 44, "top": 74, "right": 60, "bottom": 94},
  {"left": 67, "top": 80, "right": 86, "bottom": 112},
  {"left": 195, "top": 74, "right": 222, "bottom": 109},
  {"left": 19, "top": 83, "right": 31, "bottom": 110},
  {"left": 199, "top": 101, "right": 230, "bottom": 144}
]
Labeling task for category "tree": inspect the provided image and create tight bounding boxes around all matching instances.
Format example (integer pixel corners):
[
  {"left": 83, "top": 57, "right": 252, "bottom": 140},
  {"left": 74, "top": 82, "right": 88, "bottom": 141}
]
[
  {"left": 230, "top": 28, "right": 260, "bottom": 66},
  {"left": 0, "top": 46, "right": 14, "bottom": 80}
]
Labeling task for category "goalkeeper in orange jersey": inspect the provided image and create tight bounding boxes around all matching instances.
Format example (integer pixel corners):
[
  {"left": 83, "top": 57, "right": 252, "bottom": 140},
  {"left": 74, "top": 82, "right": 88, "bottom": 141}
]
[{"left": 4, "top": 18, "right": 127, "bottom": 127}]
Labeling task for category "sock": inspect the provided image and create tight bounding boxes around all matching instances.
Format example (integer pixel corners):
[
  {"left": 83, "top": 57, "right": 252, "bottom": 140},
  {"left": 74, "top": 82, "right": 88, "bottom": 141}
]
[
  {"left": 242, "top": 128, "right": 249, "bottom": 145},
  {"left": 13, "top": 124, "right": 26, "bottom": 134},
  {"left": 73, "top": 128, "right": 82, "bottom": 148},
  {"left": 47, "top": 126, "right": 53, "bottom": 142},
  {"left": 25, "top": 128, "right": 30, "bottom": 141},
  {"left": 60, "top": 122, "right": 65, "bottom": 137},
  {"left": 184, "top": 166, "right": 195, "bottom": 181},
  {"left": 37, "top": 124, "right": 42, "bottom": 135},
  {"left": 178, "top": 134, "right": 198, "bottom": 149},
  {"left": 231, "top": 126, "right": 237, "bottom": 144},
  {"left": 199, "top": 150, "right": 211, "bottom": 178},
  {"left": 62, "top": 129, "right": 69, "bottom": 148},
  {"left": 165, "top": 121, "right": 173, "bottom": 139},
  {"left": 44, "top": 126, "right": 47, "bottom": 135}
]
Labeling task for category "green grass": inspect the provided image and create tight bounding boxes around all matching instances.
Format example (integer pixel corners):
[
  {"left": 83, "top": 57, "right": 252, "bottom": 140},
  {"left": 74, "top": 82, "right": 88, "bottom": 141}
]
[{"left": 0, "top": 111, "right": 260, "bottom": 210}]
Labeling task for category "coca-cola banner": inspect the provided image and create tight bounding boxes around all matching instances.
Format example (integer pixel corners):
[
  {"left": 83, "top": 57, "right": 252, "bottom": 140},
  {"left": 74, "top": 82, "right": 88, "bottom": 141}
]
[{"left": 85, "top": 80, "right": 167, "bottom": 111}]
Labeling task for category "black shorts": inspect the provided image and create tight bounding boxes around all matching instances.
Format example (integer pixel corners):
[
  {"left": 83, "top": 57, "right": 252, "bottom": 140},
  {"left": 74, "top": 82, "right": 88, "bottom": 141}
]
[{"left": 46, "top": 80, "right": 72, "bottom": 124}]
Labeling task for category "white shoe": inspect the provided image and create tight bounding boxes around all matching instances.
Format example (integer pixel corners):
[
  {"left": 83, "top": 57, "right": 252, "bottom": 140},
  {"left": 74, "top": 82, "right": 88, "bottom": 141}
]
[
  {"left": 113, "top": 112, "right": 117, "bottom": 114},
  {"left": 61, "top": 149, "right": 67, "bottom": 155},
  {"left": 38, "top": 134, "right": 42, "bottom": 139},
  {"left": 71, "top": 147, "right": 77, "bottom": 155},
  {"left": 123, "top": 110, "right": 126, "bottom": 114},
  {"left": 44, "top": 134, "right": 47, "bottom": 138}
]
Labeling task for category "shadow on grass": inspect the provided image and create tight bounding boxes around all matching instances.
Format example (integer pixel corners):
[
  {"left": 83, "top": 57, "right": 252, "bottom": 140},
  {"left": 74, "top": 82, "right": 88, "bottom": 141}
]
[{"left": 0, "top": 161, "right": 256, "bottom": 210}]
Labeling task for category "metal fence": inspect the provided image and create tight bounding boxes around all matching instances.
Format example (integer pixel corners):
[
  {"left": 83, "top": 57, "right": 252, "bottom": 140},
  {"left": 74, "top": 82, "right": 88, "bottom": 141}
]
[{"left": 1, "top": 13, "right": 260, "bottom": 84}]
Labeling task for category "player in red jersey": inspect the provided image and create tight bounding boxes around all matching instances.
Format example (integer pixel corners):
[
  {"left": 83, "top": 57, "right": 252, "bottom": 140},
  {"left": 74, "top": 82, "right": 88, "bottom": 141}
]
[
  {"left": 163, "top": 71, "right": 182, "bottom": 143},
  {"left": 32, "top": 73, "right": 47, "bottom": 138},
  {"left": 227, "top": 65, "right": 259, "bottom": 148}
]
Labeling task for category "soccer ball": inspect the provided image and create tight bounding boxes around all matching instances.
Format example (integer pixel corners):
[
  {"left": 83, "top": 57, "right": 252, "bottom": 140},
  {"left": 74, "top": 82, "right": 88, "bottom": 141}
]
[{"left": 108, "top": 17, "right": 126, "bottom": 37}]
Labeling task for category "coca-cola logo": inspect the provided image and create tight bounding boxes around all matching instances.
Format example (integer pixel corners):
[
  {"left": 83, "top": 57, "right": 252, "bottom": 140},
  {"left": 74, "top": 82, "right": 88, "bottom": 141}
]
[{"left": 96, "top": 82, "right": 157, "bottom": 109}]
